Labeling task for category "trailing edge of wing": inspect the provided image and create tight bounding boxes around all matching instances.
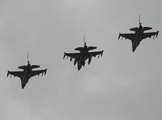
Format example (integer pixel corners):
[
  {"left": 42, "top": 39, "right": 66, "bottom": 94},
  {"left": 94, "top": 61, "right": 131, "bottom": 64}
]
[
  {"left": 141, "top": 31, "right": 159, "bottom": 40},
  {"left": 88, "top": 50, "right": 104, "bottom": 58},
  {"left": 31, "top": 69, "right": 47, "bottom": 77},
  {"left": 6, "top": 71, "right": 24, "bottom": 78},
  {"left": 118, "top": 33, "right": 135, "bottom": 41}
]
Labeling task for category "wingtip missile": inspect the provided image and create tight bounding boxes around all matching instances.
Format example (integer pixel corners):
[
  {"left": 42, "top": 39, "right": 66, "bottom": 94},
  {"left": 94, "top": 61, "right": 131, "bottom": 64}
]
[
  {"left": 45, "top": 69, "right": 47, "bottom": 75},
  {"left": 63, "top": 52, "right": 66, "bottom": 59},
  {"left": 41, "top": 69, "right": 47, "bottom": 76},
  {"left": 101, "top": 50, "right": 103, "bottom": 57},
  {"left": 118, "top": 33, "right": 121, "bottom": 40},
  {"left": 156, "top": 31, "right": 159, "bottom": 37},
  {"left": 7, "top": 71, "right": 9, "bottom": 77},
  {"left": 98, "top": 50, "right": 104, "bottom": 58}
]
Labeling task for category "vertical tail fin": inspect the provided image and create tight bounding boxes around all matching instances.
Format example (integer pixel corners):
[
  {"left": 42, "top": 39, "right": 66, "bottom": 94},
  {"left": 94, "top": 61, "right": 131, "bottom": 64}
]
[
  {"left": 139, "top": 15, "right": 141, "bottom": 27},
  {"left": 84, "top": 34, "right": 86, "bottom": 46},
  {"left": 27, "top": 53, "right": 29, "bottom": 65}
]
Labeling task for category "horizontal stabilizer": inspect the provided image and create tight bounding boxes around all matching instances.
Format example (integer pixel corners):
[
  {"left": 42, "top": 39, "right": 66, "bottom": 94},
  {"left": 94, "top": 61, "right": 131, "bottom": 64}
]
[
  {"left": 32, "top": 65, "right": 40, "bottom": 69},
  {"left": 143, "top": 27, "right": 152, "bottom": 31},
  {"left": 88, "top": 46, "right": 97, "bottom": 51},
  {"left": 130, "top": 27, "right": 138, "bottom": 31},
  {"left": 18, "top": 65, "right": 26, "bottom": 69},
  {"left": 75, "top": 47, "right": 83, "bottom": 51}
]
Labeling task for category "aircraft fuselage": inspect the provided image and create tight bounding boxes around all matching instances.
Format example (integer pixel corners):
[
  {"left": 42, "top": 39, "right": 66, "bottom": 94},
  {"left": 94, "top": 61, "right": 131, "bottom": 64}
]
[
  {"left": 132, "top": 27, "right": 144, "bottom": 52},
  {"left": 21, "top": 65, "right": 32, "bottom": 89},
  {"left": 77, "top": 48, "right": 89, "bottom": 70}
]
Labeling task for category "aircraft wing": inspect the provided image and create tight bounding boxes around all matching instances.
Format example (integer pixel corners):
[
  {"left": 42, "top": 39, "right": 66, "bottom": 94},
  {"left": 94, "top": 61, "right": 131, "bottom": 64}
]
[
  {"left": 141, "top": 31, "right": 159, "bottom": 40},
  {"left": 7, "top": 71, "right": 24, "bottom": 78},
  {"left": 63, "top": 52, "right": 80, "bottom": 60},
  {"left": 118, "top": 33, "right": 136, "bottom": 41},
  {"left": 30, "top": 69, "right": 47, "bottom": 78},
  {"left": 88, "top": 50, "right": 103, "bottom": 58}
]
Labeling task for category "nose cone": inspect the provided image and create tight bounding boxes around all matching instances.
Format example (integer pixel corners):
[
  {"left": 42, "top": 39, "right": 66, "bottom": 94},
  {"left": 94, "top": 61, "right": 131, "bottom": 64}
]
[
  {"left": 132, "top": 45, "right": 136, "bottom": 52},
  {"left": 21, "top": 83, "right": 26, "bottom": 89},
  {"left": 21, "top": 85, "right": 25, "bottom": 89}
]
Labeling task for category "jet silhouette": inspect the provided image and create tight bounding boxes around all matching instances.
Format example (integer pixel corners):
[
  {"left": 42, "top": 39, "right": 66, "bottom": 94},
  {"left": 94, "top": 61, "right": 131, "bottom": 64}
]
[
  {"left": 7, "top": 54, "right": 47, "bottom": 89},
  {"left": 63, "top": 35, "right": 103, "bottom": 70},
  {"left": 118, "top": 15, "right": 159, "bottom": 52}
]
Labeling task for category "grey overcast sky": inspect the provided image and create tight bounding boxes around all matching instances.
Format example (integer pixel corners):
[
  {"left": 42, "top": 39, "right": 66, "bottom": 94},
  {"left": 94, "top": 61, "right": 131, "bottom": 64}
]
[{"left": 0, "top": 0, "right": 162, "bottom": 120}]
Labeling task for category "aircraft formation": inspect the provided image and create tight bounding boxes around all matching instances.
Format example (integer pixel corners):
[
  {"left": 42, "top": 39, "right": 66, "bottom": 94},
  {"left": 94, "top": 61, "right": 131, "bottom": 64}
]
[{"left": 7, "top": 16, "right": 159, "bottom": 89}]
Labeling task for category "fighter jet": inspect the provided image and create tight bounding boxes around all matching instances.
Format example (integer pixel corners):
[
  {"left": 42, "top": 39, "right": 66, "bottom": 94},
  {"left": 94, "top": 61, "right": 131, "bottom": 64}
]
[
  {"left": 63, "top": 35, "right": 103, "bottom": 70},
  {"left": 118, "top": 15, "right": 159, "bottom": 52},
  {"left": 7, "top": 54, "right": 47, "bottom": 89}
]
